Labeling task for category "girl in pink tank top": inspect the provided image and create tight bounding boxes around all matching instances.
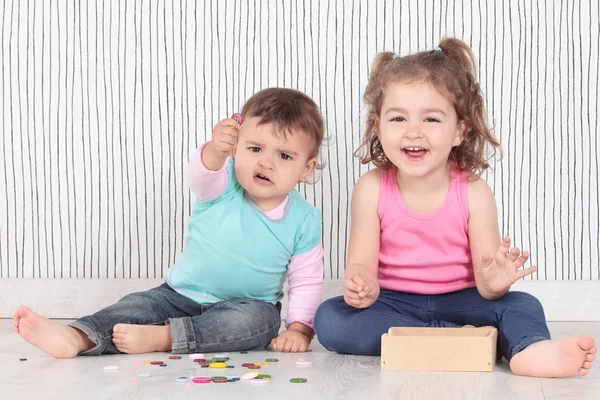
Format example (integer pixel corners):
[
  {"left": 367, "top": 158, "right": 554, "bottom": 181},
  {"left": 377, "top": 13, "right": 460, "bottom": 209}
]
[{"left": 314, "top": 38, "right": 596, "bottom": 378}]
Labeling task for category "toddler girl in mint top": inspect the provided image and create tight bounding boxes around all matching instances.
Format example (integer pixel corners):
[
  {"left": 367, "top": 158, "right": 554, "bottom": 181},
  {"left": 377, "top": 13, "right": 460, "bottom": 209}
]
[{"left": 14, "top": 88, "right": 325, "bottom": 356}]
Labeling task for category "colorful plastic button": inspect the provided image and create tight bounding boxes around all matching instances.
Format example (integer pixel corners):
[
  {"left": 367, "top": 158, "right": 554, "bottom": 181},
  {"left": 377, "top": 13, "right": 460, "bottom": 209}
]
[
  {"left": 240, "top": 372, "right": 259, "bottom": 380},
  {"left": 231, "top": 113, "right": 243, "bottom": 125},
  {"left": 265, "top": 358, "right": 279, "bottom": 362},
  {"left": 188, "top": 353, "right": 205, "bottom": 359},
  {"left": 169, "top": 356, "right": 181, "bottom": 360},
  {"left": 103, "top": 365, "right": 120, "bottom": 371},
  {"left": 191, "top": 376, "right": 212, "bottom": 384},
  {"left": 137, "top": 373, "right": 152, "bottom": 378},
  {"left": 175, "top": 377, "right": 189, "bottom": 383},
  {"left": 209, "top": 362, "right": 227, "bottom": 368},
  {"left": 150, "top": 361, "right": 164, "bottom": 365},
  {"left": 290, "top": 378, "right": 308, "bottom": 383}
]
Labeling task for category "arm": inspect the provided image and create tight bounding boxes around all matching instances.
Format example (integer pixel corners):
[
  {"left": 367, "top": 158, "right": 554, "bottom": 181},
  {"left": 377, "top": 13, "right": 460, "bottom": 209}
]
[
  {"left": 285, "top": 245, "right": 324, "bottom": 333},
  {"left": 467, "top": 176, "right": 537, "bottom": 300},
  {"left": 187, "top": 144, "right": 228, "bottom": 201},
  {"left": 271, "top": 245, "right": 323, "bottom": 352},
  {"left": 188, "top": 117, "right": 240, "bottom": 201},
  {"left": 343, "top": 169, "right": 382, "bottom": 308}
]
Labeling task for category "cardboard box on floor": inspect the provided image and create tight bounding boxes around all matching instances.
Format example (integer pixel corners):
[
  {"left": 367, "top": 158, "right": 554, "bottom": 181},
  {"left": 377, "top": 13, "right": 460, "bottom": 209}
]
[{"left": 381, "top": 326, "right": 498, "bottom": 372}]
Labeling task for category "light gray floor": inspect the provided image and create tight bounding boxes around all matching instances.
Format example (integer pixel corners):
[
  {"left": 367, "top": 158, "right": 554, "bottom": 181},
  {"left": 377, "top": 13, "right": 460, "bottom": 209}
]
[{"left": 1, "top": 320, "right": 598, "bottom": 400}]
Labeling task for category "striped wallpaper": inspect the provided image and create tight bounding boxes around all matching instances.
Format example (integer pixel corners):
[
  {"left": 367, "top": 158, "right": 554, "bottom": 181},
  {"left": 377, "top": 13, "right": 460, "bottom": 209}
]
[{"left": 1, "top": 0, "right": 599, "bottom": 281}]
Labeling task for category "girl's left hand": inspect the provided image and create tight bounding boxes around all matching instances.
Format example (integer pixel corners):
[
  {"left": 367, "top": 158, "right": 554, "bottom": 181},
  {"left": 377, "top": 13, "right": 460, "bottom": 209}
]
[
  {"left": 480, "top": 236, "right": 538, "bottom": 293},
  {"left": 270, "top": 329, "right": 310, "bottom": 352}
]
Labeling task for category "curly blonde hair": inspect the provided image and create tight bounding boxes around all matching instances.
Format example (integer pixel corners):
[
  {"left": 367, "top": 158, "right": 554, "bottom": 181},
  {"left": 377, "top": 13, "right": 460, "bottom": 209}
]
[{"left": 356, "top": 37, "right": 501, "bottom": 175}]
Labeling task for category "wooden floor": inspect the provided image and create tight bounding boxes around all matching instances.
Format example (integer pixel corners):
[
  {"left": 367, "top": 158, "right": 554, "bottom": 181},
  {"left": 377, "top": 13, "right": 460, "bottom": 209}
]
[{"left": 1, "top": 320, "right": 598, "bottom": 400}]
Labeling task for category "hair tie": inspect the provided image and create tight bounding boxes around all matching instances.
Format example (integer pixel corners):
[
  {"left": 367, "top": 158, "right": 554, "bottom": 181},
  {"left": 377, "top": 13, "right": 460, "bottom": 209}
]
[
  {"left": 434, "top": 46, "right": 442, "bottom": 52},
  {"left": 392, "top": 53, "right": 400, "bottom": 59}
]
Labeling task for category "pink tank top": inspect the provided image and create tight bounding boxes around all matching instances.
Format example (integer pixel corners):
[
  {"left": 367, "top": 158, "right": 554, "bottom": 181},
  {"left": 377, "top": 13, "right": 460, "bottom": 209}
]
[{"left": 377, "top": 166, "right": 475, "bottom": 294}]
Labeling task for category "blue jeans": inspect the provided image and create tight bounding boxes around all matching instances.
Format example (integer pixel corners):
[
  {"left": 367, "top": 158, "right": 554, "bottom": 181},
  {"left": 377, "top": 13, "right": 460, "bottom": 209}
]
[
  {"left": 69, "top": 283, "right": 282, "bottom": 355},
  {"left": 314, "top": 288, "right": 551, "bottom": 361}
]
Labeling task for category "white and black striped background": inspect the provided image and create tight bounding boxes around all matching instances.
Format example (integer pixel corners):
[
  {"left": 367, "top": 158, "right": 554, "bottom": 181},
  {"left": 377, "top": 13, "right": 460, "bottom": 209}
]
[{"left": 1, "top": 0, "right": 599, "bottom": 282}]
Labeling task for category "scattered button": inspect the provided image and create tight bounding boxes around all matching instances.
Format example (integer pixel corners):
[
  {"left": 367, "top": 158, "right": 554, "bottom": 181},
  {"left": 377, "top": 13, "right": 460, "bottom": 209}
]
[
  {"left": 191, "top": 376, "right": 212, "bottom": 384},
  {"left": 103, "top": 365, "right": 120, "bottom": 371},
  {"left": 175, "top": 377, "right": 189, "bottom": 383},
  {"left": 137, "top": 373, "right": 152, "bottom": 378},
  {"left": 290, "top": 378, "right": 308, "bottom": 383},
  {"left": 240, "top": 372, "right": 259, "bottom": 380}
]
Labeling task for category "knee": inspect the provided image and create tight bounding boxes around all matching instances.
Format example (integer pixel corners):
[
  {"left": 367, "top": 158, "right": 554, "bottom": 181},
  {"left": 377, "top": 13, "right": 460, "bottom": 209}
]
[
  {"left": 314, "top": 297, "right": 352, "bottom": 351},
  {"left": 502, "top": 291, "right": 545, "bottom": 314}
]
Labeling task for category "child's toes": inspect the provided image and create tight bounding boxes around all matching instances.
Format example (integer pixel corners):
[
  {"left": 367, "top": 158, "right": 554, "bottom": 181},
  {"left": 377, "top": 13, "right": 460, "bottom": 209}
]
[{"left": 583, "top": 361, "right": 592, "bottom": 370}]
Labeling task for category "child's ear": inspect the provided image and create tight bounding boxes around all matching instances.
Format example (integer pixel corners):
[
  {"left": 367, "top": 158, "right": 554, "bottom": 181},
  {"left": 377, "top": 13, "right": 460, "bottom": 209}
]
[{"left": 300, "top": 158, "right": 318, "bottom": 182}]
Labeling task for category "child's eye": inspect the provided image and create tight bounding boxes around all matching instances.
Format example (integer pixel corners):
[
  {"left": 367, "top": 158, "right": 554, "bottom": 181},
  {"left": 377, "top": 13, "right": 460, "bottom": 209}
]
[
  {"left": 390, "top": 116, "right": 406, "bottom": 122},
  {"left": 280, "top": 153, "right": 292, "bottom": 161},
  {"left": 249, "top": 147, "right": 261, "bottom": 153},
  {"left": 425, "top": 117, "right": 440, "bottom": 123}
]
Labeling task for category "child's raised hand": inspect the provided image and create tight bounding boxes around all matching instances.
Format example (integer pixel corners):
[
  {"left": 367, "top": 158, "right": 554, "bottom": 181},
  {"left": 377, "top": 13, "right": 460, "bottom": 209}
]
[
  {"left": 480, "top": 236, "right": 538, "bottom": 293},
  {"left": 210, "top": 117, "right": 240, "bottom": 157},
  {"left": 270, "top": 329, "right": 310, "bottom": 352},
  {"left": 343, "top": 273, "right": 380, "bottom": 309}
]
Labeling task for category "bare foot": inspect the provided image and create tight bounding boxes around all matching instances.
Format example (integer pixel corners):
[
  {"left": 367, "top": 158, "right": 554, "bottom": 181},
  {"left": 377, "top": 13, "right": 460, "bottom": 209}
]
[
  {"left": 510, "top": 336, "right": 596, "bottom": 378},
  {"left": 13, "top": 305, "right": 95, "bottom": 358},
  {"left": 112, "top": 324, "right": 172, "bottom": 354}
]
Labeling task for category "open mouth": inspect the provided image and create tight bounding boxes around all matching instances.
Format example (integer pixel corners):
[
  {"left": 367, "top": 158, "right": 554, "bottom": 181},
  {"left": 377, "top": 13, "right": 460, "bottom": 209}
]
[
  {"left": 255, "top": 173, "right": 271, "bottom": 183},
  {"left": 402, "top": 147, "right": 429, "bottom": 160}
]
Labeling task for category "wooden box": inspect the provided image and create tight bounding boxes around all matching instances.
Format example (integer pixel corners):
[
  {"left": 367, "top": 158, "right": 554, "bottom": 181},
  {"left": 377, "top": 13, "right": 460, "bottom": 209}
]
[{"left": 381, "top": 326, "right": 498, "bottom": 372}]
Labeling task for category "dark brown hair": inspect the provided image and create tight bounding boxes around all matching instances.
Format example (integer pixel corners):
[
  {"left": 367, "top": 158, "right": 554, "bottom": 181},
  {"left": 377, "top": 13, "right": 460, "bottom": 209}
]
[
  {"left": 241, "top": 88, "right": 325, "bottom": 166},
  {"left": 356, "top": 37, "right": 501, "bottom": 175}
]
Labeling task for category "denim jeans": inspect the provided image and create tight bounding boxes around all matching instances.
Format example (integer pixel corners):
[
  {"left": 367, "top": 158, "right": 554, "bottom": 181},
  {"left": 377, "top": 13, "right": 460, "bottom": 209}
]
[
  {"left": 314, "top": 288, "right": 551, "bottom": 361},
  {"left": 69, "top": 283, "right": 282, "bottom": 355}
]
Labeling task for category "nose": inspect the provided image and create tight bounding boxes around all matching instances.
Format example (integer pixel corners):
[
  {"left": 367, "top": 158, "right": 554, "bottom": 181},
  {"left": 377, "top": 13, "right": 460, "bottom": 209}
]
[
  {"left": 258, "top": 156, "right": 274, "bottom": 170},
  {"left": 404, "top": 123, "right": 422, "bottom": 139}
]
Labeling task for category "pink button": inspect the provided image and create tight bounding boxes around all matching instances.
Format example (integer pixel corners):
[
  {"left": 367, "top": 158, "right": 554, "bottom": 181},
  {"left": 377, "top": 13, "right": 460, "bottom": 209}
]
[
  {"left": 191, "top": 376, "right": 212, "bottom": 384},
  {"left": 231, "top": 113, "right": 243, "bottom": 125}
]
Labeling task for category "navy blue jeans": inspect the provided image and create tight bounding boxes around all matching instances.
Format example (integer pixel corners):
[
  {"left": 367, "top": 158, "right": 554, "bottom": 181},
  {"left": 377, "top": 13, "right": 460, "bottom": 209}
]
[
  {"left": 70, "top": 283, "right": 282, "bottom": 355},
  {"left": 314, "top": 288, "right": 551, "bottom": 361}
]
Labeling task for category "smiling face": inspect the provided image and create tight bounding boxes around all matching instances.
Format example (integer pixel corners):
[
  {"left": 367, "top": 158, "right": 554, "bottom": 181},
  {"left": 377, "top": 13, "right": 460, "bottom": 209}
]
[
  {"left": 232, "top": 117, "right": 317, "bottom": 211},
  {"left": 376, "top": 80, "right": 467, "bottom": 179}
]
